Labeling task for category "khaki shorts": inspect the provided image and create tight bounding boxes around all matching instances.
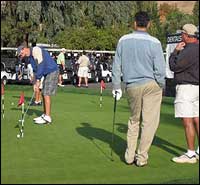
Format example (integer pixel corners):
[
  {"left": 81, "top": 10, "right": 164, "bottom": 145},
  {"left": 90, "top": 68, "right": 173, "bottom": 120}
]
[
  {"left": 175, "top": 84, "right": 199, "bottom": 118},
  {"left": 78, "top": 67, "right": 89, "bottom": 78},
  {"left": 42, "top": 70, "right": 59, "bottom": 96}
]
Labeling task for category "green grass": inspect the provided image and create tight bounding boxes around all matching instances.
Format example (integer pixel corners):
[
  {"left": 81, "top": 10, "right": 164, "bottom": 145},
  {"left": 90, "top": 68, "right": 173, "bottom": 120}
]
[{"left": 1, "top": 85, "right": 199, "bottom": 184}]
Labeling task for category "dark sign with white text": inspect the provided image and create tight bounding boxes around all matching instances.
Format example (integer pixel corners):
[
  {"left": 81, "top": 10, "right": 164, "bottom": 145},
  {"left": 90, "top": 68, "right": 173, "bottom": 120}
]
[{"left": 166, "top": 33, "right": 182, "bottom": 44}]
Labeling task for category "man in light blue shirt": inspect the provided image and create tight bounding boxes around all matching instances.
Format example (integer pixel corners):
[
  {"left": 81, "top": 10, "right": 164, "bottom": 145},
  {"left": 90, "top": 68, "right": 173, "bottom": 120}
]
[{"left": 112, "top": 11, "right": 166, "bottom": 167}]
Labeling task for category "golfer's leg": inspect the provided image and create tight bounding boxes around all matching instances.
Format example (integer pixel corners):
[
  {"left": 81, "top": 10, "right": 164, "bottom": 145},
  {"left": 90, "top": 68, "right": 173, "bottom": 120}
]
[
  {"left": 194, "top": 117, "right": 199, "bottom": 141},
  {"left": 137, "top": 81, "right": 162, "bottom": 163},
  {"left": 193, "top": 93, "right": 199, "bottom": 142},
  {"left": 42, "top": 95, "right": 46, "bottom": 114},
  {"left": 85, "top": 77, "right": 88, "bottom": 86},
  {"left": 125, "top": 86, "right": 142, "bottom": 164},
  {"left": 84, "top": 68, "right": 88, "bottom": 86},
  {"left": 35, "top": 87, "right": 40, "bottom": 102},
  {"left": 182, "top": 118, "right": 196, "bottom": 150},
  {"left": 38, "top": 90, "right": 42, "bottom": 102},
  {"left": 42, "top": 70, "right": 58, "bottom": 119},
  {"left": 33, "top": 84, "right": 37, "bottom": 103},
  {"left": 125, "top": 119, "right": 140, "bottom": 164},
  {"left": 44, "top": 95, "right": 51, "bottom": 117},
  {"left": 78, "top": 77, "right": 82, "bottom": 86}
]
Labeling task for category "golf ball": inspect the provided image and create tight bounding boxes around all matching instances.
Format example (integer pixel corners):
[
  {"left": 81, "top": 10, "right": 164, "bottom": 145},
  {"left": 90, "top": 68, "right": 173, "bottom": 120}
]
[
  {"left": 17, "top": 134, "right": 20, "bottom": 138},
  {"left": 11, "top": 102, "right": 14, "bottom": 105}
]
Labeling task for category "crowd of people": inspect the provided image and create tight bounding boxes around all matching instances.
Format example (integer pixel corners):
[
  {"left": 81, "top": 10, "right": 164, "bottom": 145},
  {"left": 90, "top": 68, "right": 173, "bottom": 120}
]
[{"left": 16, "top": 11, "right": 199, "bottom": 166}]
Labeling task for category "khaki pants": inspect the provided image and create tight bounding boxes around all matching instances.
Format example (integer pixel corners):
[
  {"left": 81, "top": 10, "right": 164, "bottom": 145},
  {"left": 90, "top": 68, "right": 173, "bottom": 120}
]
[{"left": 125, "top": 81, "right": 162, "bottom": 164}]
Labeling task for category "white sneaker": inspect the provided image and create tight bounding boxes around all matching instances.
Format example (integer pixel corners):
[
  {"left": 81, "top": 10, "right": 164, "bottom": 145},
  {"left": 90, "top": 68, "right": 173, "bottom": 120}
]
[
  {"left": 136, "top": 160, "right": 148, "bottom": 167},
  {"left": 58, "top": 83, "right": 65, "bottom": 87},
  {"left": 33, "top": 114, "right": 45, "bottom": 121},
  {"left": 34, "top": 115, "right": 52, "bottom": 124},
  {"left": 172, "top": 153, "right": 197, "bottom": 164},
  {"left": 196, "top": 152, "right": 199, "bottom": 160}
]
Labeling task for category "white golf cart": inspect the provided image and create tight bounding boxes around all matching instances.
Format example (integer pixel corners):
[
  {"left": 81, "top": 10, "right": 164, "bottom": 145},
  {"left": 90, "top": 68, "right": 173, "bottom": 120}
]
[{"left": 1, "top": 62, "right": 17, "bottom": 85}]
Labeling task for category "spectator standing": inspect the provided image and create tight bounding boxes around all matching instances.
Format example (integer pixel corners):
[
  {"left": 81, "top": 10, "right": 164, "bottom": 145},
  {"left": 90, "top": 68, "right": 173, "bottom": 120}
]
[
  {"left": 112, "top": 11, "right": 166, "bottom": 167},
  {"left": 77, "top": 50, "right": 90, "bottom": 88},
  {"left": 169, "top": 24, "right": 199, "bottom": 164},
  {"left": 57, "top": 48, "right": 66, "bottom": 87}
]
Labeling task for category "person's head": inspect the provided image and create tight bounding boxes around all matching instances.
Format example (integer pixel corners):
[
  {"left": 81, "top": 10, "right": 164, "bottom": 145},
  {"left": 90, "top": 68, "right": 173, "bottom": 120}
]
[
  {"left": 61, "top": 48, "right": 66, "bottom": 53},
  {"left": 181, "top": 24, "right": 198, "bottom": 43},
  {"left": 134, "top": 11, "right": 150, "bottom": 30},
  {"left": 17, "top": 44, "right": 31, "bottom": 60},
  {"left": 82, "top": 50, "right": 86, "bottom": 55}
]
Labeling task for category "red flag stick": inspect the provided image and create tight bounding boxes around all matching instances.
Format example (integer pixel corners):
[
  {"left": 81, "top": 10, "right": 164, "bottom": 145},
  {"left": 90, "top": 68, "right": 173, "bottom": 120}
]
[
  {"left": 100, "top": 85, "right": 103, "bottom": 108},
  {"left": 18, "top": 92, "right": 25, "bottom": 137},
  {"left": 100, "top": 80, "right": 106, "bottom": 108},
  {"left": 1, "top": 83, "right": 5, "bottom": 118}
]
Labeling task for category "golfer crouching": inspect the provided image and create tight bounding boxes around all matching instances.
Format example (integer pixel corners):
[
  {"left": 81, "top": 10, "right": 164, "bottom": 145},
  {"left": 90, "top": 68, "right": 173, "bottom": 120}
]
[{"left": 17, "top": 44, "right": 59, "bottom": 124}]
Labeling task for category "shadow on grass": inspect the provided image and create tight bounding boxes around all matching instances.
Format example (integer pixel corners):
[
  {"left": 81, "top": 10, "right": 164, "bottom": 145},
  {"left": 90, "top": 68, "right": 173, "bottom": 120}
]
[
  {"left": 11, "top": 107, "right": 43, "bottom": 130},
  {"left": 11, "top": 107, "right": 43, "bottom": 129},
  {"left": 11, "top": 107, "right": 42, "bottom": 117},
  {"left": 76, "top": 122, "right": 186, "bottom": 163},
  {"left": 114, "top": 123, "right": 185, "bottom": 157},
  {"left": 76, "top": 122, "right": 126, "bottom": 163},
  {"left": 152, "top": 136, "right": 186, "bottom": 156},
  {"left": 162, "top": 177, "right": 199, "bottom": 184}
]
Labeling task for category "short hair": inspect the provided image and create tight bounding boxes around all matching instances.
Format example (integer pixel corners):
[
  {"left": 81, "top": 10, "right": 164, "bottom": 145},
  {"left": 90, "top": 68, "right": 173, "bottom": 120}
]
[
  {"left": 135, "top": 11, "right": 150, "bottom": 28},
  {"left": 83, "top": 50, "right": 86, "bottom": 55}
]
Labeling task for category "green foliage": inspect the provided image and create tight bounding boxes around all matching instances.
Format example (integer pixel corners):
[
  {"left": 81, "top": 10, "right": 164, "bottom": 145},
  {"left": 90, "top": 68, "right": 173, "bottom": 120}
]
[
  {"left": 193, "top": 1, "right": 199, "bottom": 26},
  {"left": 1, "top": 1, "right": 198, "bottom": 50},
  {"left": 164, "top": 10, "right": 195, "bottom": 34}
]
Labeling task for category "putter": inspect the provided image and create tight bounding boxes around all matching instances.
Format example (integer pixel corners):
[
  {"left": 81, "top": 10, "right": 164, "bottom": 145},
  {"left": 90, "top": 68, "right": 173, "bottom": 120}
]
[
  {"left": 17, "top": 91, "right": 35, "bottom": 138},
  {"left": 23, "top": 91, "right": 35, "bottom": 119},
  {"left": 111, "top": 91, "right": 117, "bottom": 161}
]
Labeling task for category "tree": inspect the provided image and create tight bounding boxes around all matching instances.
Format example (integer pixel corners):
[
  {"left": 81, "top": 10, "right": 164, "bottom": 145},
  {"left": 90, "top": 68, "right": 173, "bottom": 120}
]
[
  {"left": 1, "top": 1, "right": 196, "bottom": 50},
  {"left": 193, "top": 1, "right": 199, "bottom": 26},
  {"left": 164, "top": 10, "right": 195, "bottom": 34}
]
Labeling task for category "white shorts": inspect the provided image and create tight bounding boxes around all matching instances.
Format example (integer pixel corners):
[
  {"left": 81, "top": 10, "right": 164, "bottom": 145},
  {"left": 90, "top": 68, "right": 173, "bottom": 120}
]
[
  {"left": 174, "top": 84, "right": 199, "bottom": 118},
  {"left": 78, "top": 67, "right": 89, "bottom": 78}
]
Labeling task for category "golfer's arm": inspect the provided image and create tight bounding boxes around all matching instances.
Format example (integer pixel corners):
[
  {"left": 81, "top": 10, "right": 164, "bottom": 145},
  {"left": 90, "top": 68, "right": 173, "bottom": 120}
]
[
  {"left": 61, "top": 54, "right": 65, "bottom": 68},
  {"left": 35, "top": 63, "right": 45, "bottom": 80},
  {"left": 112, "top": 42, "right": 122, "bottom": 90},
  {"left": 169, "top": 49, "right": 195, "bottom": 73},
  {"left": 32, "top": 47, "right": 44, "bottom": 80},
  {"left": 152, "top": 43, "right": 166, "bottom": 88}
]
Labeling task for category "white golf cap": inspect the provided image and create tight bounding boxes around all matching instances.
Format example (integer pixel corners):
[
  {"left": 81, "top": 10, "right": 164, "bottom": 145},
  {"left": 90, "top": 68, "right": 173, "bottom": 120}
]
[
  {"left": 61, "top": 48, "right": 66, "bottom": 52},
  {"left": 181, "top": 24, "right": 198, "bottom": 36}
]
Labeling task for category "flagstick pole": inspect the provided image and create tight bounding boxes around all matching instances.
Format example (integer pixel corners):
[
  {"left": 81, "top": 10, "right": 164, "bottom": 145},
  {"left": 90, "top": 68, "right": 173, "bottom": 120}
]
[
  {"left": 2, "top": 95, "right": 4, "bottom": 119},
  {"left": 20, "top": 103, "right": 25, "bottom": 137},
  {"left": 100, "top": 86, "right": 102, "bottom": 108}
]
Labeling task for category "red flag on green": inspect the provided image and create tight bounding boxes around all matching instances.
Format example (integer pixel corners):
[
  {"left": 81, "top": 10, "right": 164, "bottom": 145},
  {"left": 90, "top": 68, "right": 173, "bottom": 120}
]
[
  {"left": 100, "top": 80, "right": 106, "bottom": 90},
  {"left": 18, "top": 92, "right": 25, "bottom": 106},
  {"left": 1, "top": 83, "right": 4, "bottom": 95}
]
